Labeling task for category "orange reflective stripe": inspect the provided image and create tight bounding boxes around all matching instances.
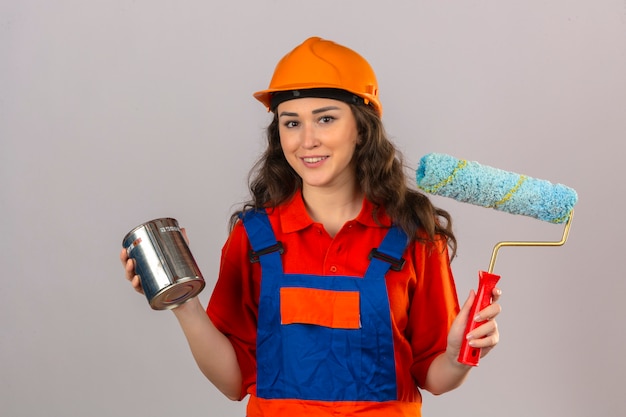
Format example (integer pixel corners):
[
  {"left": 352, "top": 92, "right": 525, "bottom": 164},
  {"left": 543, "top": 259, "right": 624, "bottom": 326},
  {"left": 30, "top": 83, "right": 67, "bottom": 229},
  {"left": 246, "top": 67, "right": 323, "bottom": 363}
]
[{"left": 280, "top": 287, "right": 360, "bottom": 329}]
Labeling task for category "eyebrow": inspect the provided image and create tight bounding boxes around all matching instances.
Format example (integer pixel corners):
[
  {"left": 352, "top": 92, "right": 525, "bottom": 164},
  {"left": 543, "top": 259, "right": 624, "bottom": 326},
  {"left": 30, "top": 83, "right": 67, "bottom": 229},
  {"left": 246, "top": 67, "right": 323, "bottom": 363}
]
[{"left": 278, "top": 106, "right": 342, "bottom": 118}]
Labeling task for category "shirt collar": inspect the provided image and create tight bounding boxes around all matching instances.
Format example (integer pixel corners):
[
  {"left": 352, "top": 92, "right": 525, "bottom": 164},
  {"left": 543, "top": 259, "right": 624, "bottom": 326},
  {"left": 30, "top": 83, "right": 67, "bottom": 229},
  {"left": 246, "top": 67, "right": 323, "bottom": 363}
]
[{"left": 278, "top": 190, "right": 392, "bottom": 234}]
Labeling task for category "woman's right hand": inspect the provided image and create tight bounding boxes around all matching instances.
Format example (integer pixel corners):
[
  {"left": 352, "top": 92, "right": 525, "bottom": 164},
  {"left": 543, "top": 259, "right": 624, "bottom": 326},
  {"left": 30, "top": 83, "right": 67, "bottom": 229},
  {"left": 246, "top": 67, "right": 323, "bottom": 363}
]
[
  {"left": 119, "top": 248, "right": 144, "bottom": 294},
  {"left": 119, "top": 228, "right": 189, "bottom": 296}
]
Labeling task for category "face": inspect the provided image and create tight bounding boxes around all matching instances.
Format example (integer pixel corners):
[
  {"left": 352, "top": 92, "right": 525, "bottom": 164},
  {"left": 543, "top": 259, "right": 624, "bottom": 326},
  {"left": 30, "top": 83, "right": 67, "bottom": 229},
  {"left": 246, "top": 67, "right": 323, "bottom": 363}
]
[{"left": 277, "top": 97, "right": 359, "bottom": 192}]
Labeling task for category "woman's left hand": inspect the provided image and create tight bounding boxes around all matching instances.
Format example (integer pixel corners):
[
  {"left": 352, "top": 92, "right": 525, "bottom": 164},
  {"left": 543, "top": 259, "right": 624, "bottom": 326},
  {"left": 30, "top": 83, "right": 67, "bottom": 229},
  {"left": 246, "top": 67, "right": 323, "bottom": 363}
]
[{"left": 447, "top": 287, "right": 502, "bottom": 360}]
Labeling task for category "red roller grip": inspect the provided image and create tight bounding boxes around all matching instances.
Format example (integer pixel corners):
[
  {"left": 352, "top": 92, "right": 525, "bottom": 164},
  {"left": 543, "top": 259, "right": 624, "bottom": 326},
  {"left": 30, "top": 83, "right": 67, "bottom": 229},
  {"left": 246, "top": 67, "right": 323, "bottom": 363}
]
[{"left": 458, "top": 270, "right": 501, "bottom": 366}]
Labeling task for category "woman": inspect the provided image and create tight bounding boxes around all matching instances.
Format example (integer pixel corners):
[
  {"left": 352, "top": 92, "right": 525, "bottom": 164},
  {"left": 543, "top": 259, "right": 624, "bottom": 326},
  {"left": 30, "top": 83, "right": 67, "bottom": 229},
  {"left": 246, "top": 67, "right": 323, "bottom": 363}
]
[{"left": 121, "top": 36, "right": 501, "bottom": 417}]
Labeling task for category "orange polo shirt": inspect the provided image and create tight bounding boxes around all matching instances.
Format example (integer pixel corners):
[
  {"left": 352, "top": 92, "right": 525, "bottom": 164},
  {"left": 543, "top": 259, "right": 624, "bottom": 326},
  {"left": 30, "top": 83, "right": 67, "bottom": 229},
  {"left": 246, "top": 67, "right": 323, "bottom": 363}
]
[{"left": 207, "top": 191, "right": 460, "bottom": 416}]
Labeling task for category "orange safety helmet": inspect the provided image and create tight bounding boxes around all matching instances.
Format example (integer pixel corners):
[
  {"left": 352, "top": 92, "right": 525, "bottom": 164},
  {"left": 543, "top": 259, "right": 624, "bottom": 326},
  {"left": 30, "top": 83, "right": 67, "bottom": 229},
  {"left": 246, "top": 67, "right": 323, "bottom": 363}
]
[{"left": 253, "top": 37, "right": 382, "bottom": 116}]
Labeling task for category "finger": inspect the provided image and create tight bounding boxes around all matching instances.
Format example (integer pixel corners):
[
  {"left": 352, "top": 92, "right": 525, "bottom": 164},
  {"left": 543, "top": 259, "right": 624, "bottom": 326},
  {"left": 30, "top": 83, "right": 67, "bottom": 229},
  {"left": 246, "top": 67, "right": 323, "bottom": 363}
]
[
  {"left": 476, "top": 302, "right": 502, "bottom": 322},
  {"left": 125, "top": 258, "right": 137, "bottom": 281},
  {"left": 454, "top": 290, "right": 476, "bottom": 331},
  {"left": 120, "top": 247, "right": 144, "bottom": 294},
  {"left": 120, "top": 247, "right": 129, "bottom": 264},
  {"left": 491, "top": 287, "right": 502, "bottom": 302},
  {"left": 462, "top": 289, "right": 476, "bottom": 310},
  {"left": 131, "top": 274, "right": 144, "bottom": 294},
  {"left": 467, "top": 319, "right": 499, "bottom": 348},
  {"left": 447, "top": 290, "right": 476, "bottom": 352}
]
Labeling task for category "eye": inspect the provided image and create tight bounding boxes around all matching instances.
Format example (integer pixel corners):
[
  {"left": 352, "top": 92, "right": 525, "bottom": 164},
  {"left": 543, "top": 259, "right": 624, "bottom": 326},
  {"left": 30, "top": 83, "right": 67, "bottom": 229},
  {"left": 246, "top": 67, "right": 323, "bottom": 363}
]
[
  {"left": 318, "top": 115, "right": 335, "bottom": 124},
  {"left": 283, "top": 120, "right": 299, "bottom": 128}
]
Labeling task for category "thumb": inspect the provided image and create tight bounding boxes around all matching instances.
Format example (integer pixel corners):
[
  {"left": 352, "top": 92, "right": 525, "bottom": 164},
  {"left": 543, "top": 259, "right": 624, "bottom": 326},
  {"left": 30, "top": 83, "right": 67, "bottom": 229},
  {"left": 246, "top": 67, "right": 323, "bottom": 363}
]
[{"left": 449, "top": 290, "right": 476, "bottom": 349}]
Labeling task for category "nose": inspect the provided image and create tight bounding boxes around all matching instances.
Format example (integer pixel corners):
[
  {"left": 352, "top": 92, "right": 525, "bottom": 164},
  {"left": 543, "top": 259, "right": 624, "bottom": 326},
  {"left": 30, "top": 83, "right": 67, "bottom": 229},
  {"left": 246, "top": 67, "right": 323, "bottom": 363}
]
[{"left": 301, "top": 123, "right": 320, "bottom": 150}]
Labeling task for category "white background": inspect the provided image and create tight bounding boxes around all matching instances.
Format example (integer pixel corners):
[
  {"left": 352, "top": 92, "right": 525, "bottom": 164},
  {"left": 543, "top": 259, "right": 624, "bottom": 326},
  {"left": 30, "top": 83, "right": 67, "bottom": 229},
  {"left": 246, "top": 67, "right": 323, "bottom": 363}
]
[{"left": 2, "top": 1, "right": 625, "bottom": 416}]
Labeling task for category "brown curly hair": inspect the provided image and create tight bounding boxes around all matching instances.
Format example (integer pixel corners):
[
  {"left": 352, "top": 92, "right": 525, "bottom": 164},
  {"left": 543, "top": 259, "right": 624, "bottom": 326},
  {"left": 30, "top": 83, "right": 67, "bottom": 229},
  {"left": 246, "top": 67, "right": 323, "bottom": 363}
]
[{"left": 230, "top": 103, "right": 456, "bottom": 257}]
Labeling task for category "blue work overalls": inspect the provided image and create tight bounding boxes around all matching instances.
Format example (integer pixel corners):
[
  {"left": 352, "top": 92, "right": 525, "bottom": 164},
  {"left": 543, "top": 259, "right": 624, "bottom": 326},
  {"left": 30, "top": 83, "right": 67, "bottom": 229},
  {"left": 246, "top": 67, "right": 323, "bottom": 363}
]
[{"left": 241, "top": 209, "right": 409, "bottom": 402}]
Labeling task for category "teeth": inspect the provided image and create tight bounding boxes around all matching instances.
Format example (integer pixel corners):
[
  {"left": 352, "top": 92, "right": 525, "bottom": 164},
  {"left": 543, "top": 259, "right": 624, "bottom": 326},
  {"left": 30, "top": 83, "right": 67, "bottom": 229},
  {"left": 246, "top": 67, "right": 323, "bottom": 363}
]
[{"left": 303, "top": 157, "right": 325, "bottom": 163}]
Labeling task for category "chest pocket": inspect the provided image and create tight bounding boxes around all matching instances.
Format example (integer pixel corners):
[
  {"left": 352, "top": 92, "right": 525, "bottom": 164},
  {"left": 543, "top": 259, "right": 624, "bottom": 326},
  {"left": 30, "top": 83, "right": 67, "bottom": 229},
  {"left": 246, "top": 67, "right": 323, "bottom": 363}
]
[{"left": 280, "top": 287, "right": 361, "bottom": 329}]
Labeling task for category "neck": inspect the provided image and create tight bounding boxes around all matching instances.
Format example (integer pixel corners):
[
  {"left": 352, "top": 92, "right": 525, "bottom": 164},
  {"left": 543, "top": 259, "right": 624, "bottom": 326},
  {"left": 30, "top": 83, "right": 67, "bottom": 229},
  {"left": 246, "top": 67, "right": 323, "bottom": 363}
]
[{"left": 302, "top": 184, "right": 364, "bottom": 237}]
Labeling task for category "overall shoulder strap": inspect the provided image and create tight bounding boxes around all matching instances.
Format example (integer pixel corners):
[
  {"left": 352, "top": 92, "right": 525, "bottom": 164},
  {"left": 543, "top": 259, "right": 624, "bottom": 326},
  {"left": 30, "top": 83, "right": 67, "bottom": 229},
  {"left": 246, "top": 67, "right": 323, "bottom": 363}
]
[
  {"left": 365, "top": 225, "right": 409, "bottom": 279},
  {"left": 239, "top": 209, "right": 284, "bottom": 267}
]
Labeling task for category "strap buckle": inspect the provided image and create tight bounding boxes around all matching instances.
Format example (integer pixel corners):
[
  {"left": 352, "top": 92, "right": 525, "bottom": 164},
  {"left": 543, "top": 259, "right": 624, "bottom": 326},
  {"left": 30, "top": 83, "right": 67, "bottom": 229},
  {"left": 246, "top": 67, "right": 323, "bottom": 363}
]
[
  {"left": 249, "top": 241, "right": 284, "bottom": 263},
  {"left": 368, "top": 248, "right": 405, "bottom": 272}
]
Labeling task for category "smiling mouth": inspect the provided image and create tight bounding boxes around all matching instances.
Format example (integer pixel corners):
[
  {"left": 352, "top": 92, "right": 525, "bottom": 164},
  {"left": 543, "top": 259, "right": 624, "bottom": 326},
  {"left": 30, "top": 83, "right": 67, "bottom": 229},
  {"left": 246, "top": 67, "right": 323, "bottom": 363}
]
[{"left": 302, "top": 156, "right": 328, "bottom": 163}]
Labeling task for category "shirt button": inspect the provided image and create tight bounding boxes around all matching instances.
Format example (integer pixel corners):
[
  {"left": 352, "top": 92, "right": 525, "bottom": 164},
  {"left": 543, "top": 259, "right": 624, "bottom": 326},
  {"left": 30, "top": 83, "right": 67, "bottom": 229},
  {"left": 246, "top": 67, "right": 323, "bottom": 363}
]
[{"left": 329, "top": 265, "right": 338, "bottom": 273}]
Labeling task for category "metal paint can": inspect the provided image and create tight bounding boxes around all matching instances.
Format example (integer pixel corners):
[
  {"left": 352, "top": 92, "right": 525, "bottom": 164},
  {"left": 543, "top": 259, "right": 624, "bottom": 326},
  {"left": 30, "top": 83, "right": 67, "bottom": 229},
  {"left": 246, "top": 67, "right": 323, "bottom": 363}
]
[{"left": 122, "top": 218, "right": 205, "bottom": 310}]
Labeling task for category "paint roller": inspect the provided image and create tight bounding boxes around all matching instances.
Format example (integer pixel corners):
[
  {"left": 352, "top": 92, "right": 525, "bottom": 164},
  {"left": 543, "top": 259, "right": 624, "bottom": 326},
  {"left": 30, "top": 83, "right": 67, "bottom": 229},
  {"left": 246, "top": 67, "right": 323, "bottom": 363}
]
[{"left": 415, "top": 152, "right": 578, "bottom": 366}]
